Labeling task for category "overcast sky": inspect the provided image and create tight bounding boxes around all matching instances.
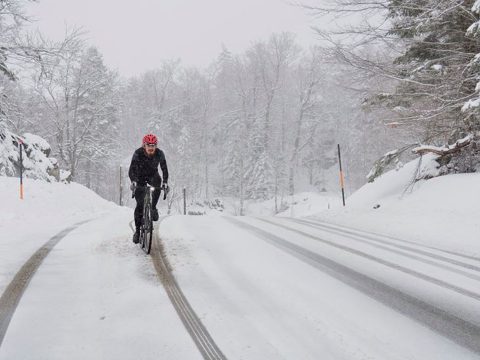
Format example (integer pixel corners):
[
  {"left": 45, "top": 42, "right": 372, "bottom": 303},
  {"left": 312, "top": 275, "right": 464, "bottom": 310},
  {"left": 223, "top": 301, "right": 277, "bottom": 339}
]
[{"left": 25, "top": 0, "right": 321, "bottom": 77}]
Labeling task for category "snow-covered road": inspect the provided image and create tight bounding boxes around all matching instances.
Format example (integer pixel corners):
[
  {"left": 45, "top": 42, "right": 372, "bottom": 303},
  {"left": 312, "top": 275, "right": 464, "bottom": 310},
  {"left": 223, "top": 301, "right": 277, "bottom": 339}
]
[
  {"left": 160, "top": 215, "right": 480, "bottom": 360},
  {"left": 1, "top": 211, "right": 479, "bottom": 359},
  {"left": 0, "top": 212, "right": 201, "bottom": 360}
]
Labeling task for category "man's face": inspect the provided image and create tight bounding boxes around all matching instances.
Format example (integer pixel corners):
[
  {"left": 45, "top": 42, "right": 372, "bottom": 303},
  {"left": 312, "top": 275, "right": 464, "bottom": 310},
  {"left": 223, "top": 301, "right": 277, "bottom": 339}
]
[{"left": 144, "top": 143, "right": 156, "bottom": 157}]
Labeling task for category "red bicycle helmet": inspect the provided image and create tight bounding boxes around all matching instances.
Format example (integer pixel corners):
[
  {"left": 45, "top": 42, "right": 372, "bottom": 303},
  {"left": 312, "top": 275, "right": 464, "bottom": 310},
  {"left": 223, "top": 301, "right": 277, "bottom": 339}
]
[{"left": 142, "top": 133, "right": 157, "bottom": 145}]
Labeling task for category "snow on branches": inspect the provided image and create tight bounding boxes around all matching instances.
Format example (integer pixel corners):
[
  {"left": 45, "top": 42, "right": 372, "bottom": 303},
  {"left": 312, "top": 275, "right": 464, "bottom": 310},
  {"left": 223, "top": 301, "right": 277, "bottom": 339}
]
[
  {"left": 412, "top": 135, "right": 474, "bottom": 156},
  {"left": 367, "top": 144, "right": 418, "bottom": 183},
  {"left": 0, "top": 127, "right": 68, "bottom": 182},
  {"left": 368, "top": 134, "right": 477, "bottom": 183}
]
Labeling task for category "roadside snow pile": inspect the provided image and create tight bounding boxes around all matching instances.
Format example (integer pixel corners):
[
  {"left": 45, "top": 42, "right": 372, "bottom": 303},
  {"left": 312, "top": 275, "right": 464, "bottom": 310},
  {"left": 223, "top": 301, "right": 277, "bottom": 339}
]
[
  {"left": 347, "top": 154, "right": 441, "bottom": 209},
  {"left": 0, "top": 127, "right": 67, "bottom": 182},
  {"left": 0, "top": 176, "right": 118, "bottom": 235},
  {"left": 312, "top": 154, "right": 480, "bottom": 255}
]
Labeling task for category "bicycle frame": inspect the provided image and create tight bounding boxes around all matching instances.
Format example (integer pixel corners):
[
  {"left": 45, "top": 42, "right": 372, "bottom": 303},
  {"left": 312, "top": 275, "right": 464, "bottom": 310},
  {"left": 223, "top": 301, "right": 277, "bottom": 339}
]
[{"left": 137, "top": 185, "right": 162, "bottom": 254}]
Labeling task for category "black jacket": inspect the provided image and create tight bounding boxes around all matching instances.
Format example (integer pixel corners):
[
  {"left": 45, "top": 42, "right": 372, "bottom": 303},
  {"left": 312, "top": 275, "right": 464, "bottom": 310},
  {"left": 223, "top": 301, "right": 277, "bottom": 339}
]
[{"left": 128, "top": 147, "right": 169, "bottom": 185}]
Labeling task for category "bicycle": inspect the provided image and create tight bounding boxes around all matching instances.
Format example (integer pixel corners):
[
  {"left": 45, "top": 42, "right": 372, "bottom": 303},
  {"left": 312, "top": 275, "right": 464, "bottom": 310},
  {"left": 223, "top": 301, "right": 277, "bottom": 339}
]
[{"left": 133, "top": 184, "right": 166, "bottom": 254}]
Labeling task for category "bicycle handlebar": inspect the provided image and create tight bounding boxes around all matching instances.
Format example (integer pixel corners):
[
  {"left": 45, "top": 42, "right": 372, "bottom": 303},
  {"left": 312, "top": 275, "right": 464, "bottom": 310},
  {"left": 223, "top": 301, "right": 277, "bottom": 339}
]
[
  {"left": 131, "top": 184, "right": 168, "bottom": 200},
  {"left": 135, "top": 185, "right": 163, "bottom": 190}
]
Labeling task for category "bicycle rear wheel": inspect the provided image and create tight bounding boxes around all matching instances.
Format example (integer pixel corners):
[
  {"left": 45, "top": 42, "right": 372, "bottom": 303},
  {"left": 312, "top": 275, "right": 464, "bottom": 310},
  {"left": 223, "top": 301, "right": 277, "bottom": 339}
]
[
  {"left": 139, "top": 203, "right": 148, "bottom": 250},
  {"left": 139, "top": 223, "right": 146, "bottom": 248}
]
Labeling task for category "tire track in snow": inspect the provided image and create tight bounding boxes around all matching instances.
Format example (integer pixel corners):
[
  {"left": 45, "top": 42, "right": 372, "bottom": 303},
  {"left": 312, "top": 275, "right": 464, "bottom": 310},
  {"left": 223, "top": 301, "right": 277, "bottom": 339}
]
[
  {"left": 0, "top": 219, "right": 92, "bottom": 348},
  {"left": 150, "top": 217, "right": 227, "bottom": 360},
  {"left": 278, "top": 218, "right": 480, "bottom": 282},
  {"left": 256, "top": 217, "right": 480, "bottom": 301},
  {"left": 226, "top": 217, "right": 480, "bottom": 355},
  {"left": 304, "top": 217, "right": 480, "bottom": 264}
]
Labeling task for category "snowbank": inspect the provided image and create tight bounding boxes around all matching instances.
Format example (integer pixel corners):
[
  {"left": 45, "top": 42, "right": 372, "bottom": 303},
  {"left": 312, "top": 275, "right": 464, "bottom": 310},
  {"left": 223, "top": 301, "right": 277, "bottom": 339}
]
[
  {"left": 0, "top": 176, "right": 117, "bottom": 227},
  {"left": 312, "top": 155, "right": 480, "bottom": 256},
  {"left": 347, "top": 153, "right": 440, "bottom": 209}
]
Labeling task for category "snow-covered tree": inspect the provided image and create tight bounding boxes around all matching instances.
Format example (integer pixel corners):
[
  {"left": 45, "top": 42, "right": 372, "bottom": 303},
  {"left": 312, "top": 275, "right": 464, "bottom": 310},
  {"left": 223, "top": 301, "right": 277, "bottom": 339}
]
[
  {"left": 0, "top": 127, "right": 63, "bottom": 181},
  {"left": 35, "top": 45, "right": 120, "bottom": 183},
  {"left": 306, "top": 0, "right": 480, "bottom": 179}
]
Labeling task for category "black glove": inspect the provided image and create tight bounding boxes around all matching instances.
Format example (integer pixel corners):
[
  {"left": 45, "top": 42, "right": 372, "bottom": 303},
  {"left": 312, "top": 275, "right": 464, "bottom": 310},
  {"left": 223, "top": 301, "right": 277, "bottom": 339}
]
[
  {"left": 162, "top": 183, "right": 170, "bottom": 199},
  {"left": 130, "top": 181, "right": 137, "bottom": 198}
]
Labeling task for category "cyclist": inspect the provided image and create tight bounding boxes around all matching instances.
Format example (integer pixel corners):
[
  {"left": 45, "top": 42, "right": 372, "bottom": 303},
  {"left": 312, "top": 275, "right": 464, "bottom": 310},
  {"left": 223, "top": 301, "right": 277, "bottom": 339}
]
[{"left": 129, "top": 134, "right": 169, "bottom": 243}]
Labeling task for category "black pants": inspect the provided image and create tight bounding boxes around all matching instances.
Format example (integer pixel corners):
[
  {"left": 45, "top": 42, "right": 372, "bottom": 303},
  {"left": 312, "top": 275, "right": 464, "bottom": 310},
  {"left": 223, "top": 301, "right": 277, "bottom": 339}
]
[{"left": 134, "top": 173, "right": 162, "bottom": 229}]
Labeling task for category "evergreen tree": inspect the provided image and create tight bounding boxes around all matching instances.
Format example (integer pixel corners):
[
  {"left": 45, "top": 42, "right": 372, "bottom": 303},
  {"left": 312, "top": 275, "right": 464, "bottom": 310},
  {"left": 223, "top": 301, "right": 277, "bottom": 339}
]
[{"left": 379, "top": 1, "right": 480, "bottom": 142}]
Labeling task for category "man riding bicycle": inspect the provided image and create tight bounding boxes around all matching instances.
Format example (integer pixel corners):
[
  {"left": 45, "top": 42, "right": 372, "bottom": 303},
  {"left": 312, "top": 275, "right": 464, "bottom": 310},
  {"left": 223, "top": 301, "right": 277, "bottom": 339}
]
[{"left": 129, "top": 133, "right": 169, "bottom": 244}]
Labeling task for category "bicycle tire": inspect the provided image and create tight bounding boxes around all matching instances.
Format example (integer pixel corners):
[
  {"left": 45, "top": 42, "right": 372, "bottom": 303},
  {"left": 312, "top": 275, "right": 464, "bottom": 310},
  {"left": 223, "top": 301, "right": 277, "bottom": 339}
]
[
  {"left": 139, "top": 223, "right": 145, "bottom": 248},
  {"left": 140, "top": 200, "right": 148, "bottom": 250},
  {"left": 145, "top": 218, "right": 153, "bottom": 254},
  {"left": 143, "top": 201, "right": 153, "bottom": 254}
]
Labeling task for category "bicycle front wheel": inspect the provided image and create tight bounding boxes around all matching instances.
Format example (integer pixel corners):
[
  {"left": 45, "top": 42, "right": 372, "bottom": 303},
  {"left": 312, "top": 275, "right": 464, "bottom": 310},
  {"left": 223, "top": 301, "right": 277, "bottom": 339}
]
[
  {"left": 145, "top": 220, "right": 153, "bottom": 254},
  {"left": 143, "top": 203, "right": 153, "bottom": 254}
]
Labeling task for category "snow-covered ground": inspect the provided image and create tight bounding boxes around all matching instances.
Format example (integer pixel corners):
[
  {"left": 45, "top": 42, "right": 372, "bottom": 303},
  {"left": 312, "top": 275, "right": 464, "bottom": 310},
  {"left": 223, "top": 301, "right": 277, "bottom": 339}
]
[
  {"left": 159, "top": 215, "right": 480, "bottom": 359},
  {"left": 156, "top": 157, "right": 480, "bottom": 359},
  {"left": 312, "top": 155, "right": 480, "bottom": 256},
  {"left": 1, "top": 164, "right": 480, "bottom": 359},
  {"left": 0, "top": 176, "right": 200, "bottom": 359}
]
